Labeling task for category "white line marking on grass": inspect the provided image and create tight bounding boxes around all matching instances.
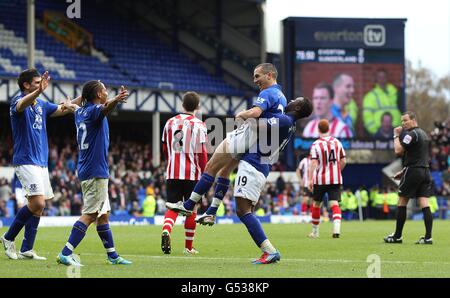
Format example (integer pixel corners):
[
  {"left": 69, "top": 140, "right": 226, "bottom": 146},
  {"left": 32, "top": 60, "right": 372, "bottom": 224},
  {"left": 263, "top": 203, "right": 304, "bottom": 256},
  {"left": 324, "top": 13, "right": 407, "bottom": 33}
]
[{"left": 79, "top": 253, "right": 450, "bottom": 266}]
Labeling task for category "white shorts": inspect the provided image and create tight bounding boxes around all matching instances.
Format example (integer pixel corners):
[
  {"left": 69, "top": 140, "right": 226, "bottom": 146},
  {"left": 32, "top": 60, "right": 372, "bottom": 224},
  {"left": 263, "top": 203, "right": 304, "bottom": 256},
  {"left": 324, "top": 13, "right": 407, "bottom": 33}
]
[
  {"left": 226, "top": 120, "right": 258, "bottom": 158},
  {"left": 15, "top": 187, "right": 27, "bottom": 207},
  {"left": 233, "top": 160, "right": 266, "bottom": 205},
  {"left": 81, "top": 178, "right": 111, "bottom": 216},
  {"left": 14, "top": 165, "right": 54, "bottom": 200}
]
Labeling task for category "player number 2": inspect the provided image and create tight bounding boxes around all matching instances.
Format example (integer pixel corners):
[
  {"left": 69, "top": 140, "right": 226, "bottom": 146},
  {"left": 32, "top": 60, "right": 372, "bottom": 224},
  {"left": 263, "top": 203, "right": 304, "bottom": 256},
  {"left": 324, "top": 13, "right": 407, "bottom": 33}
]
[
  {"left": 237, "top": 175, "right": 247, "bottom": 186},
  {"left": 77, "top": 122, "right": 89, "bottom": 150}
]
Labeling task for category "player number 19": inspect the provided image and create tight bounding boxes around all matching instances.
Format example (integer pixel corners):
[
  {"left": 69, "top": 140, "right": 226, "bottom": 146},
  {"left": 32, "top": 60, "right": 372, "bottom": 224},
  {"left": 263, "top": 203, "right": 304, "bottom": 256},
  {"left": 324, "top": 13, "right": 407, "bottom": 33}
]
[{"left": 237, "top": 175, "right": 247, "bottom": 186}]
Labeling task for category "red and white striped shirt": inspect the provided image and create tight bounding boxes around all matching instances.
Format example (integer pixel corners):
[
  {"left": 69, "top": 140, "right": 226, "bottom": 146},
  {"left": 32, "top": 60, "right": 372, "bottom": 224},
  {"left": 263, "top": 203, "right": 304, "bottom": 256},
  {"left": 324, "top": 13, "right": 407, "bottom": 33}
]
[
  {"left": 303, "top": 118, "right": 353, "bottom": 139},
  {"left": 298, "top": 156, "right": 311, "bottom": 188},
  {"left": 309, "top": 136, "right": 346, "bottom": 185},
  {"left": 162, "top": 113, "right": 208, "bottom": 180}
]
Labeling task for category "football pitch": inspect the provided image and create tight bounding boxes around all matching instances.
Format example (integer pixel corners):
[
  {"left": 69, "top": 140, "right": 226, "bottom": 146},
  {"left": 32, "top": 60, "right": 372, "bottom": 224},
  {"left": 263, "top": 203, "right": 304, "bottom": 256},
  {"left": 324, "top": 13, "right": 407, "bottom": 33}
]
[{"left": 1, "top": 220, "right": 450, "bottom": 278}]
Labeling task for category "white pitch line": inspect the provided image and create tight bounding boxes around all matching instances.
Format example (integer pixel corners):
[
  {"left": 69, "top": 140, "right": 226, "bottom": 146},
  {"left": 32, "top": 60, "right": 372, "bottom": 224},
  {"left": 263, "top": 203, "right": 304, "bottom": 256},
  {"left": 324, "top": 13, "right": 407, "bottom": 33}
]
[{"left": 79, "top": 253, "right": 450, "bottom": 265}]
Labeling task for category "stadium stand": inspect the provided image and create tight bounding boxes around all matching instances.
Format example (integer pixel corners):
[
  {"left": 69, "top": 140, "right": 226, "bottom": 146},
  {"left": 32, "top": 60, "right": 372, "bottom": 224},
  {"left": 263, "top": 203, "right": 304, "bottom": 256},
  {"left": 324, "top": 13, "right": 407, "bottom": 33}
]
[{"left": 0, "top": 0, "right": 243, "bottom": 95}]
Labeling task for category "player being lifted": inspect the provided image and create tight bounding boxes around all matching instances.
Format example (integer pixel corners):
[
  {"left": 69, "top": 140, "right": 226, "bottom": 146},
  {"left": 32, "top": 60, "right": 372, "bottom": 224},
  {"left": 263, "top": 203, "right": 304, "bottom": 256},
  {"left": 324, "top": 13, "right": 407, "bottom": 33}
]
[
  {"left": 57, "top": 80, "right": 132, "bottom": 266},
  {"left": 166, "top": 63, "right": 289, "bottom": 218},
  {"left": 160, "top": 91, "right": 208, "bottom": 255},
  {"left": 1, "top": 69, "right": 78, "bottom": 260},
  {"left": 195, "top": 98, "right": 312, "bottom": 264},
  {"left": 308, "top": 119, "right": 346, "bottom": 239}
]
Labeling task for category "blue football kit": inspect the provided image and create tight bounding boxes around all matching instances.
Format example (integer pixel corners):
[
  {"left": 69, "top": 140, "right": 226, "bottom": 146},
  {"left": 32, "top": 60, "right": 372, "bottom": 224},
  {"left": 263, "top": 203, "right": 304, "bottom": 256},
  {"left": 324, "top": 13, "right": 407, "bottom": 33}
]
[
  {"left": 74, "top": 102, "right": 109, "bottom": 181},
  {"left": 10, "top": 93, "right": 58, "bottom": 166},
  {"left": 242, "top": 113, "right": 296, "bottom": 177},
  {"left": 253, "top": 84, "right": 287, "bottom": 117}
]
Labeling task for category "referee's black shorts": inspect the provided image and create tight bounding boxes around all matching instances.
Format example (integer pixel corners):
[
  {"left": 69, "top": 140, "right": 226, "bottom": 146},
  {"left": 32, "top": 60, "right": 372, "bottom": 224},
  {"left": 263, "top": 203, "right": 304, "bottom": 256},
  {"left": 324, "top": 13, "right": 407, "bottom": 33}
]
[
  {"left": 312, "top": 184, "right": 342, "bottom": 202},
  {"left": 166, "top": 179, "right": 198, "bottom": 203},
  {"left": 398, "top": 167, "right": 433, "bottom": 198}
]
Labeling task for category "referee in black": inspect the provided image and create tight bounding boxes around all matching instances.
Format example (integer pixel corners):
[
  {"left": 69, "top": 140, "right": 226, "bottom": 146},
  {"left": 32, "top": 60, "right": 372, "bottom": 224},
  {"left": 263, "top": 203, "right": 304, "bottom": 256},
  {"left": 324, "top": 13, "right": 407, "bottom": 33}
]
[{"left": 384, "top": 111, "right": 434, "bottom": 244}]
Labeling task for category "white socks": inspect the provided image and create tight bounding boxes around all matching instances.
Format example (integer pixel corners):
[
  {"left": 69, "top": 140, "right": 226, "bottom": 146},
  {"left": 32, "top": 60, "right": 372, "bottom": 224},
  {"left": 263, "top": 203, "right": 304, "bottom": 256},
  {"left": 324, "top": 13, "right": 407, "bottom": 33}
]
[
  {"left": 189, "top": 192, "right": 202, "bottom": 203},
  {"left": 260, "top": 239, "right": 277, "bottom": 254}
]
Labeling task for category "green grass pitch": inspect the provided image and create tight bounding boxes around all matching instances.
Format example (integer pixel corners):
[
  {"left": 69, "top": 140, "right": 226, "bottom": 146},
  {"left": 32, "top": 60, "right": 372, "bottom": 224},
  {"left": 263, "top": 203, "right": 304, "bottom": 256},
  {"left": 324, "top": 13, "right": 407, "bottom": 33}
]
[{"left": 1, "top": 220, "right": 450, "bottom": 278}]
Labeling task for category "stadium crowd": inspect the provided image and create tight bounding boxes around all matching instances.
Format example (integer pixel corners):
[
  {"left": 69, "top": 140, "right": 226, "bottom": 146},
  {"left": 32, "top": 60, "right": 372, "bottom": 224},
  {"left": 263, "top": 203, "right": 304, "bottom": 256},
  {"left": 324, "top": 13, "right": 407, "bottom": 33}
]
[{"left": 0, "top": 119, "right": 449, "bottom": 219}]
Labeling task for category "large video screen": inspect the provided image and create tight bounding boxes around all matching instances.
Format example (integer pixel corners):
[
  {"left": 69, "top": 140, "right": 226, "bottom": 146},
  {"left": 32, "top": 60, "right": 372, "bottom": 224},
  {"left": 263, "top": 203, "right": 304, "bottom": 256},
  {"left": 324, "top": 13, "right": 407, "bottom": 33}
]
[{"left": 283, "top": 17, "right": 406, "bottom": 150}]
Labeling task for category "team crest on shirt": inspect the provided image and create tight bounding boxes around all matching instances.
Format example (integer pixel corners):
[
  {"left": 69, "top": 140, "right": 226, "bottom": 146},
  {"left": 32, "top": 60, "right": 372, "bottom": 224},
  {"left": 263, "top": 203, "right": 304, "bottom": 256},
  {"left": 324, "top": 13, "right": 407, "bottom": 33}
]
[
  {"left": 32, "top": 114, "right": 43, "bottom": 130},
  {"left": 35, "top": 105, "right": 43, "bottom": 115},
  {"left": 255, "top": 97, "right": 265, "bottom": 104},
  {"left": 402, "top": 134, "right": 412, "bottom": 144},
  {"left": 237, "top": 188, "right": 243, "bottom": 193},
  {"left": 268, "top": 117, "right": 278, "bottom": 125},
  {"left": 29, "top": 184, "right": 37, "bottom": 193}
]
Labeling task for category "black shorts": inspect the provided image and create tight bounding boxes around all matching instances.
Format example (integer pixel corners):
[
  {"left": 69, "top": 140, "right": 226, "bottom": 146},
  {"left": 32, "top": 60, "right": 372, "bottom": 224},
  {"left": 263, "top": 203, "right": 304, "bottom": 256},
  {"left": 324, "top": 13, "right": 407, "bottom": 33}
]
[
  {"left": 166, "top": 179, "right": 198, "bottom": 203},
  {"left": 312, "top": 184, "right": 341, "bottom": 202},
  {"left": 303, "top": 187, "right": 313, "bottom": 197},
  {"left": 398, "top": 167, "right": 433, "bottom": 198}
]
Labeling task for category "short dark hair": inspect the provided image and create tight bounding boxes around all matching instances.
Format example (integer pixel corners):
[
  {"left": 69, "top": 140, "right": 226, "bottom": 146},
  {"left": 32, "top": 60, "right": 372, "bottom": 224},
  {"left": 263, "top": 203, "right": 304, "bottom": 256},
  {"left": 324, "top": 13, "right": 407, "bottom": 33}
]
[
  {"left": 182, "top": 91, "right": 200, "bottom": 112},
  {"left": 17, "top": 68, "right": 41, "bottom": 91},
  {"left": 285, "top": 97, "right": 313, "bottom": 120},
  {"left": 82, "top": 80, "right": 103, "bottom": 103},
  {"left": 381, "top": 111, "right": 392, "bottom": 120},
  {"left": 403, "top": 111, "right": 417, "bottom": 121},
  {"left": 255, "top": 63, "right": 278, "bottom": 80},
  {"left": 313, "top": 82, "right": 334, "bottom": 99}
]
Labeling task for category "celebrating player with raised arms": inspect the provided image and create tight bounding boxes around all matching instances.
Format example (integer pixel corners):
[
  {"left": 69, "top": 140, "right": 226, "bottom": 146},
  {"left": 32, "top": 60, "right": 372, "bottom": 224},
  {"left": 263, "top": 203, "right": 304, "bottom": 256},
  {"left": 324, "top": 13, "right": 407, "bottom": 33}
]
[
  {"left": 56, "top": 81, "right": 131, "bottom": 266},
  {"left": 1, "top": 69, "right": 78, "bottom": 260}
]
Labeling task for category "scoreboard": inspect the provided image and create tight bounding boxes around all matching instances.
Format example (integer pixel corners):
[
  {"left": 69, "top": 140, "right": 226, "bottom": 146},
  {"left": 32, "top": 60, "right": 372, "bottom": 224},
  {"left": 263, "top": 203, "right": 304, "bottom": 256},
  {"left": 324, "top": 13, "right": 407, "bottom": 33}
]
[{"left": 282, "top": 17, "right": 406, "bottom": 153}]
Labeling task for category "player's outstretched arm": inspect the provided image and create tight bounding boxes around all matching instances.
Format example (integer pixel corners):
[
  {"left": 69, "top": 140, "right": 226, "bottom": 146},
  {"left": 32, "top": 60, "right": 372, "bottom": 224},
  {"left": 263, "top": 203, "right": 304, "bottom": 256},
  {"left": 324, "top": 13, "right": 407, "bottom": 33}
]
[
  {"left": 101, "top": 85, "right": 129, "bottom": 116},
  {"left": 50, "top": 96, "right": 80, "bottom": 117},
  {"left": 16, "top": 71, "right": 50, "bottom": 112}
]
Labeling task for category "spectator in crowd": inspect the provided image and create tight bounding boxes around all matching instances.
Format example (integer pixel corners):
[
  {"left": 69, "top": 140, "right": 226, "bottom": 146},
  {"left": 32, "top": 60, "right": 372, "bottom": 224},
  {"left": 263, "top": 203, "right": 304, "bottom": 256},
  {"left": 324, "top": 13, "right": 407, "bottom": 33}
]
[
  {"left": 363, "top": 69, "right": 402, "bottom": 136},
  {"left": 374, "top": 112, "right": 394, "bottom": 139},
  {"left": 43, "top": 200, "right": 58, "bottom": 217},
  {"left": 0, "top": 200, "right": 9, "bottom": 217},
  {"left": 142, "top": 188, "right": 156, "bottom": 217},
  {"left": 129, "top": 201, "right": 142, "bottom": 217},
  {"left": 0, "top": 178, "right": 12, "bottom": 204}
]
